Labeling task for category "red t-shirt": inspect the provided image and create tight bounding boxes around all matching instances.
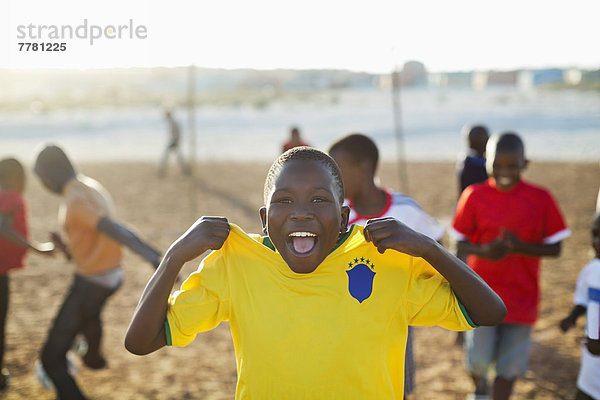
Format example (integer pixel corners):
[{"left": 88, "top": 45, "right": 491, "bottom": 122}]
[
  {"left": 0, "top": 189, "right": 29, "bottom": 273},
  {"left": 452, "top": 179, "right": 570, "bottom": 324}
]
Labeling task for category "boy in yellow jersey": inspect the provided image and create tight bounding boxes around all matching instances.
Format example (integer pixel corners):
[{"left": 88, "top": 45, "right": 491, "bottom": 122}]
[{"left": 125, "top": 147, "right": 506, "bottom": 399}]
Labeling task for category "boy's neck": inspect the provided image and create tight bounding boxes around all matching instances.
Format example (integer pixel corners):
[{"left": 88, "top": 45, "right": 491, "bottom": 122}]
[
  {"left": 468, "top": 148, "right": 484, "bottom": 158},
  {"left": 351, "top": 185, "right": 388, "bottom": 216}
]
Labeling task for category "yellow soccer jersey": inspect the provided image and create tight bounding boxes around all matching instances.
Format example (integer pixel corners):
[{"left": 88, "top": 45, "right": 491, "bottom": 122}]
[{"left": 166, "top": 223, "right": 476, "bottom": 399}]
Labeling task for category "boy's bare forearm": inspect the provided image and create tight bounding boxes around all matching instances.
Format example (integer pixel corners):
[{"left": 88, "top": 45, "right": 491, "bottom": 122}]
[
  {"left": 0, "top": 224, "right": 53, "bottom": 253},
  {"left": 511, "top": 241, "right": 561, "bottom": 257},
  {"left": 559, "top": 305, "right": 586, "bottom": 332},
  {"left": 125, "top": 216, "right": 231, "bottom": 355},
  {"left": 457, "top": 240, "right": 506, "bottom": 260},
  {"left": 422, "top": 241, "right": 507, "bottom": 326},
  {"left": 125, "top": 254, "right": 183, "bottom": 355},
  {"left": 456, "top": 240, "right": 482, "bottom": 256},
  {"left": 97, "top": 217, "right": 162, "bottom": 267}
]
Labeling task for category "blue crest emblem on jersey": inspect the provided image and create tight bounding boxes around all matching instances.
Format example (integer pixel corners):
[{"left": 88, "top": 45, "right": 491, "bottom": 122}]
[{"left": 346, "top": 259, "right": 375, "bottom": 303}]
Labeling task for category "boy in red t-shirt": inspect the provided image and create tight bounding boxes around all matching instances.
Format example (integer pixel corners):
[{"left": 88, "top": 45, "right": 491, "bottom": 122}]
[
  {"left": 281, "top": 126, "right": 309, "bottom": 153},
  {"left": 451, "top": 133, "right": 571, "bottom": 400},
  {"left": 0, "top": 158, "right": 55, "bottom": 390}
]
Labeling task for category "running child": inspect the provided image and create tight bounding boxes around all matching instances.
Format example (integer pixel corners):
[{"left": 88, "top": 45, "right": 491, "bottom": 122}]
[
  {"left": 559, "top": 213, "right": 600, "bottom": 400},
  {"left": 451, "top": 132, "right": 571, "bottom": 400},
  {"left": 33, "top": 145, "right": 162, "bottom": 400},
  {"left": 126, "top": 146, "right": 506, "bottom": 398},
  {"left": 0, "top": 158, "right": 55, "bottom": 391}
]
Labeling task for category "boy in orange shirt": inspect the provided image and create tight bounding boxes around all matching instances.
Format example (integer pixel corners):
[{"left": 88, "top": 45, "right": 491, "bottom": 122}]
[{"left": 34, "top": 145, "right": 161, "bottom": 399}]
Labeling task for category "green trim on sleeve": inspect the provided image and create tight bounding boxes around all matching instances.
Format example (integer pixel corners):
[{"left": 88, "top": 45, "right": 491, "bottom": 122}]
[
  {"left": 456, "top": 295, "right": 479, "bottom": 328},
  {"left": 164, "top": 319, "right": 172, "bottom": 346}
]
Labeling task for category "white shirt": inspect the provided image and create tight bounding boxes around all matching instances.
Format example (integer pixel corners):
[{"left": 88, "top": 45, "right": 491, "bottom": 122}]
[
  {"left": 573, "top": 258, "right": 600, "bottom": 397},
  {"left": 347, "top": 191, "right": 445, "bottom": 241}
]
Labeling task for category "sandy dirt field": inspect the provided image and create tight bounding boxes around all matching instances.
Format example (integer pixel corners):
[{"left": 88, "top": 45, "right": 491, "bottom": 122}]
[{"left": 2, "top": 159, "right": 598, "bottom": 399}]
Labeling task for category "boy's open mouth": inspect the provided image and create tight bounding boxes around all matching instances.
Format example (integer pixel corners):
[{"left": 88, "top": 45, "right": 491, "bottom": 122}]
[
  {"left": 288, "top": 231, "right": 317, "bottom": 255},
  {"left": 496, "top": 177, "right": 513, "bottom": 187}
]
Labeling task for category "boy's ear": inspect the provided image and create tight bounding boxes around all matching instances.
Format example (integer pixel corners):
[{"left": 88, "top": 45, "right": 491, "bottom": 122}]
[
  {"left": 340, "top": 205, "right": 350, "bottom": 233},
  {"left": 259, "top": 207, "right": 268, "bottom": 235},
  {"left": 522, "top": 158, "right": 530, "bottom": 170}
]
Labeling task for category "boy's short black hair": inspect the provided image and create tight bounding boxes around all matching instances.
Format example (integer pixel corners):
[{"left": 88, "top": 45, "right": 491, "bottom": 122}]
[
  {"left": 34, "top": 144, "right": 77, "bottom": 194},
  {"left": 328, "top": 133, "right": 379, "bottom": 172},
  {"left": 494, "top": 132, "right": 525, "bottom": 156},
  {"left": 463, "top": 124, "right": 488, "bottom": 139},
  {"left": 264, "top": 146, "right": 344, "bottom": 205},
  {"left": 0, "top": 158, "right": 24, "bottom": 186}
]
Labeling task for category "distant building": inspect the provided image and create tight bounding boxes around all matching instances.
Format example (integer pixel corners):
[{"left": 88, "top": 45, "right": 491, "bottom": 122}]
[
  {"left": 564, "top": 69, "right": 582, "bottom": 86},
  {"left": 487, "top": 70, "right": 519, "bottom": 86},
  {"left": 399, "top": 61, "right": 428, "bottom": 86},
  {"left": 472, "top": 70, "right": 519, "bottom": 89},
  {"left": 518, "top": 68, "right": 567, "bottom": 89},
  {"left": 531, "top": 69, "right": 565, "bottom": 86},
  {"left": 429, "top": 71, "right": 473, "bottom": 87},
  {"left": 580, "top": 69, "right": 600, "bottom": 85}
]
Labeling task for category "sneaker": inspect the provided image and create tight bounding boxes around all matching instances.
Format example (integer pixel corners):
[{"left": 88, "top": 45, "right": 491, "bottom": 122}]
[
  {"left": 82, "top": 352, "right": 107, "bottom": 370},
  {"left": 466, "top": 377, "right": 489, "bottom": 400},
  {"left": 74, "top": 337, "right": 107, "bottom": 369},
  {"left": 73, "top": 337, "right": 88, "bottom": 358},
  {"left": 466, "top": 395, "right": 490, "bottom": 400},
  {"left": 35, "top": 361, "right": 55, "bottom": 391},
  {"left": 35, "top": 354, "right": 78, "bottom": 391},
  {"left": 0, "top": 368, "right": 9, "bottom": 391}
]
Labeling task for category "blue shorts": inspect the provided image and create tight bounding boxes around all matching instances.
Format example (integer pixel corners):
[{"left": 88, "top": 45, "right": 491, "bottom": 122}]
[{"left": 465, "top": 323, "right": 532, "bottom": 379}]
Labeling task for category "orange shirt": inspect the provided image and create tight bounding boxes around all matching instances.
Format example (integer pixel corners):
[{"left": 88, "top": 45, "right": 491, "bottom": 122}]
[{"left": 61, "top": 176, "right": 122, "bottom": 275}]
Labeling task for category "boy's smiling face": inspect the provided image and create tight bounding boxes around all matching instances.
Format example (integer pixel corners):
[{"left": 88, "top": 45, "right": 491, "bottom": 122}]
[
  {"left": 489, "top": 150, "right": 527, "bottom": 192},
  {"left": 260, "top": 159, "right": 349, "bottom": 274}
]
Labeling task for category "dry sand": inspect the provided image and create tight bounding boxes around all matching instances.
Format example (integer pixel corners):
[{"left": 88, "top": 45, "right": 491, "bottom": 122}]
[{"left": 3, "top": 160, "right": 598, "bottom": 399}]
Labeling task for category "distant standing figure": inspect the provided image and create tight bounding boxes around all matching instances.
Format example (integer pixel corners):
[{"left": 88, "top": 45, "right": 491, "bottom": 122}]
[
  {"left": 282, "top": 126, "right": 309, "bottom": 153},
  {"left": 455, "top": 124, "right": 490, "bottom": 269},
  {"left": 457, "top": 124, "right": 489, "bottom": 195},
  {"left": 159, "top": 110, "right": 190, "bottom": 177}
]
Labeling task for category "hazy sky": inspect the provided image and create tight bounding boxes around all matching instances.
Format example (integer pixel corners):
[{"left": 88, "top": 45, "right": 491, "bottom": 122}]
[{"left": 3, "top": 0, "right": 599, "bottom": 72}]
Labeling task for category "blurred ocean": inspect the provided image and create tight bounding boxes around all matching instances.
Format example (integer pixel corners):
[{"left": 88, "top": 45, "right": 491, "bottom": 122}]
[{"left": 1, "top": 87, "right": 599, "bottom": 164}]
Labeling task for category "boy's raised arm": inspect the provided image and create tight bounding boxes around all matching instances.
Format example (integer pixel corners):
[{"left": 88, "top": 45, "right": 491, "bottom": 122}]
[
  {"left": 97, "top": 217, "right": 162, "bottom": 268},
  {"left": 364, "top": 217, "right": 507, "bottom": 326},
  {"left": 124, "top": 217, "right": 230, "bottom": 355}
]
